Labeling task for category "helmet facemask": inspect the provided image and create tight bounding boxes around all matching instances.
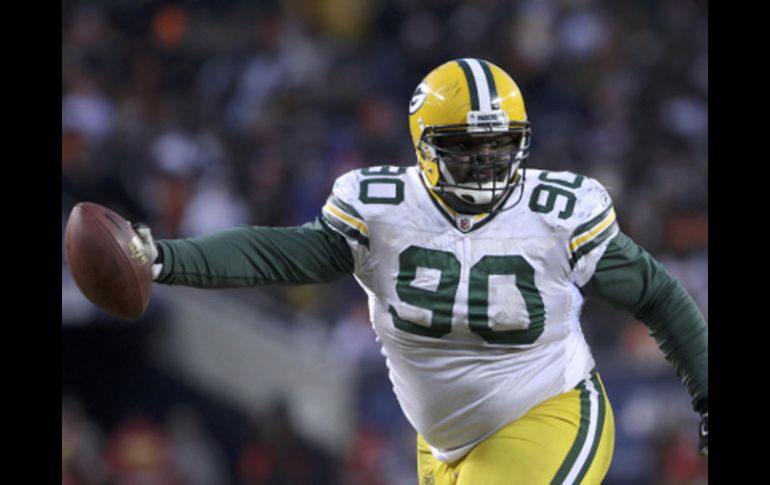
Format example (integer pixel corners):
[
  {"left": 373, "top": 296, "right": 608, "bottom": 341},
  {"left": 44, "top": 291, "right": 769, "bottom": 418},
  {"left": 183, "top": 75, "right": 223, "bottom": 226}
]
[{"left": 419, "top": 122, "right": 531, "bottom": 214}]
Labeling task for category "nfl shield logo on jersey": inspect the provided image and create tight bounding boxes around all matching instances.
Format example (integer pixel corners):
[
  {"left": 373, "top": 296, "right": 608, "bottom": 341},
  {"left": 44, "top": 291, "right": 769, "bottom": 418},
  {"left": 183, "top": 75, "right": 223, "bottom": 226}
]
[{"left": 457, "top": 216, "right": 473, "bottom": 232}]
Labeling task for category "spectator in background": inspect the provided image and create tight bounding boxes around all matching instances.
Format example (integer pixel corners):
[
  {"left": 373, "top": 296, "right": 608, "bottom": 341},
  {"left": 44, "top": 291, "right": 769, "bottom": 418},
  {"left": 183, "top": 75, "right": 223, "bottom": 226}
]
[
  {"left": 237, "top": 401, "right": 338, "bottom": 485},
  {"left": 166, "top": 404, "right": 231, "bottom": 485},
  {"left": 341, "top": 427, "right": 393, "bottom": 485},
  {"left": 103, "top": 416, "right": 178, "bottom": 485},
  {"left": 327, "top": 301, "right": 382, "bottom": 367},
  {"left": 654, "top": 424, "right": 708, "bottom": 485},
  {"left": 62, "top": 396, "right": 108, "bottom": 485}
]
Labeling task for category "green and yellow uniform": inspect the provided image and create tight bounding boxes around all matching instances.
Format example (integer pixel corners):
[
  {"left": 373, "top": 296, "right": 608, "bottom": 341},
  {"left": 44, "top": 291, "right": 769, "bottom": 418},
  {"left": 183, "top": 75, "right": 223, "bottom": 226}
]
[{"left": 155, "top": 165, "right": 707, "bottom": 485}]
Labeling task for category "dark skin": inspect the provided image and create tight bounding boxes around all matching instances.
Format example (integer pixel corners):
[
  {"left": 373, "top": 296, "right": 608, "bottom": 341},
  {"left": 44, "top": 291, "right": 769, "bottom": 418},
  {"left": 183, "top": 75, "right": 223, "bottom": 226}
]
[{"left": 434, "top": 133, "right": 518, "bottom": 185}]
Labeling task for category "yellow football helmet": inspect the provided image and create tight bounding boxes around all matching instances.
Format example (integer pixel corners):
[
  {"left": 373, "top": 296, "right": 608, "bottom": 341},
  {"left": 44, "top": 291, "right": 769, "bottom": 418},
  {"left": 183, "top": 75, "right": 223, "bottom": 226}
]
[{"left": 409, "top": 58, "right": 531, "bottom": 214}]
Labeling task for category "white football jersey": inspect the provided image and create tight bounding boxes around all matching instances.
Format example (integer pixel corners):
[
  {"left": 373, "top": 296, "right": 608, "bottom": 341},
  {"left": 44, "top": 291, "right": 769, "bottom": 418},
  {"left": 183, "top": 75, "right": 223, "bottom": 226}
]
[{"left": 321, "top": 165, "right": 619, "bottom": 463}]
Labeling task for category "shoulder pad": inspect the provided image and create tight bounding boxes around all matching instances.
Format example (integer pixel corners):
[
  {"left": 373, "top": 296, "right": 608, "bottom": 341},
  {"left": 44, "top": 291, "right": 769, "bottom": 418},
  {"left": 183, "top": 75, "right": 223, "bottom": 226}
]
[
  {"left": 320, "top": 165, "right": 411, "bottom": 248},
  {"left": 525, "top": 170, "right": 618, "bottom": 268},
  {"left": 565, "top": 174, "right": 619, "bottom": 270}
]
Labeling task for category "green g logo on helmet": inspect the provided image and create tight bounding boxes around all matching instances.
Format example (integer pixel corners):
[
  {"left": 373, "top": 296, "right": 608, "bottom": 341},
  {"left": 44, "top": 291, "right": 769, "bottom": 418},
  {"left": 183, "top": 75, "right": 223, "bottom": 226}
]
[{"left": 409, "top": 82, "right": 429, "bottom": 115}]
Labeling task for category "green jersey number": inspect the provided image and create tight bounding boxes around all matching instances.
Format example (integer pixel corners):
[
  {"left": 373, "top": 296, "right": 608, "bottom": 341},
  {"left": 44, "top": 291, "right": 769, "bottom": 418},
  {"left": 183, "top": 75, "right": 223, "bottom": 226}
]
[
  {"left": 384, "top": 170, "right": 585, "bottom": 344},
  {"left": 528, "top": 171, "right": 584, "bottom": 219},
  {"left": 388, "top": 246, "right": 545, "bottom": 345},
  {"left": 359, "top": 166, "right": 406, "bottom": 205},
  {"left": 468, "top": 255, "right": 546, "bottom": 344},
  {"left": 388, "top": 247, "right": 460, "bottom": 338}
]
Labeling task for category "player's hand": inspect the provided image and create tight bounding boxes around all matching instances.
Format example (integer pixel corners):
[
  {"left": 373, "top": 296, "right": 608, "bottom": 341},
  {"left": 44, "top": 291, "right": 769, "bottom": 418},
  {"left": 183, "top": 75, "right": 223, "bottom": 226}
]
[
  {"left": 132, "top": 223, "right": 162, "bottom": 279},
  {"left": 698, "top": 411, "right": 708, "bottom": 456},
  {"left": 132, "top": 223, "right": 159, "bottom": 263}
]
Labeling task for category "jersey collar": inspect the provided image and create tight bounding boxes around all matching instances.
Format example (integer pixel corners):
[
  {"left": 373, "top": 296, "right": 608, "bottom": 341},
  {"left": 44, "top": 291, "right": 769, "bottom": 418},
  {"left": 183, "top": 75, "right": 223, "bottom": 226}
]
[{"left": 418, "top": 170, "right": 520, "bottom": 233}]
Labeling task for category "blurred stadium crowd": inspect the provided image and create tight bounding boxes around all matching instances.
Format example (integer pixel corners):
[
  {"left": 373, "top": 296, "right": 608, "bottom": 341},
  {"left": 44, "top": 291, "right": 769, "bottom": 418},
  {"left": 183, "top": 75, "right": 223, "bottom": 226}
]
[{"left": 62, "top": 0, "right": 707, "bottom": 484}]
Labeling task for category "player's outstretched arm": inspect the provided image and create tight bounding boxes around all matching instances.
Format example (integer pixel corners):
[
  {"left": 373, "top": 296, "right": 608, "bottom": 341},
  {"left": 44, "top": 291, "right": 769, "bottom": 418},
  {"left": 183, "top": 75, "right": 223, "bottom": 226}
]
[
  {"left": 580, "top": 231, "right": 708, "bottom": 455},
  {"left": 140, "top": 218, "right": 355, "bottom": 288}
]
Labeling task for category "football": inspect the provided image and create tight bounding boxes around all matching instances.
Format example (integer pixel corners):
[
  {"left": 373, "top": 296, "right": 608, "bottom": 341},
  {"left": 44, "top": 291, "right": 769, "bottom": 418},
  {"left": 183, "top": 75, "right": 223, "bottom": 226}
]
[{"left": 64, "top": 202, "right": 153, "bottom": 320}]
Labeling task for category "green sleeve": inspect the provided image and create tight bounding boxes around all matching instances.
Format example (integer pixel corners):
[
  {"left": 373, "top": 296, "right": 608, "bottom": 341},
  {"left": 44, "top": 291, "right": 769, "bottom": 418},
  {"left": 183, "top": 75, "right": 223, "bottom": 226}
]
[
  {"left": 580, "top": 231, "right": 708, "bottom": 410},
  {"left": 154, "top": 218, "right": 354, "bottom": 288}
]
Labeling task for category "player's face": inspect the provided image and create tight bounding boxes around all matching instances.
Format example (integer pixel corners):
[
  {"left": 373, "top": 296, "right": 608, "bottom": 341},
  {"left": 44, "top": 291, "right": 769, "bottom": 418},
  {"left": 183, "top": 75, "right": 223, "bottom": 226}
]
[{"left": 435, "top": 133, "right": 518, "bottom": 186}]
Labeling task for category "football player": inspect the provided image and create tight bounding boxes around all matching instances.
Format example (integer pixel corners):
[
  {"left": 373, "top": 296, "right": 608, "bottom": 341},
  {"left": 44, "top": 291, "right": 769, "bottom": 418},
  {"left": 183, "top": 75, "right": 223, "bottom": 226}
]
[{"left": 136, "top": 59, "right": 707, "bottom": 484}]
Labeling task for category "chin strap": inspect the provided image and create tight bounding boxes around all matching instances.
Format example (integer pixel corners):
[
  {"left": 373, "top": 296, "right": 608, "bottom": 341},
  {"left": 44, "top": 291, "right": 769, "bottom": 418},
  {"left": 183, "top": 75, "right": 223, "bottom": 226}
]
[{"left": 493, "top": 166, "right": 528, "bottom": 214}]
